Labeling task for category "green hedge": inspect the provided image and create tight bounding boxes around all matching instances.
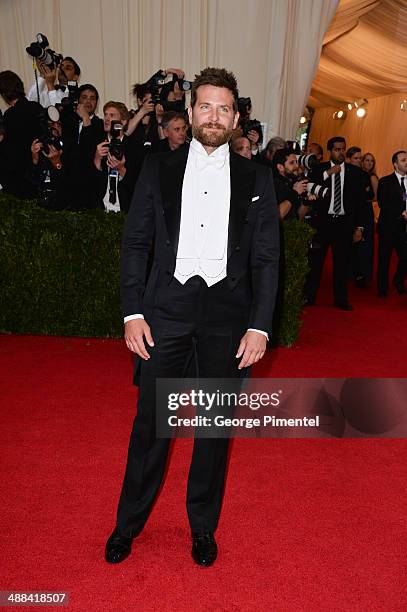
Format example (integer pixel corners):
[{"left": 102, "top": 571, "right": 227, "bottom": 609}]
[{"left": 0, "top": 195, "right": 313, "bottom": 346}]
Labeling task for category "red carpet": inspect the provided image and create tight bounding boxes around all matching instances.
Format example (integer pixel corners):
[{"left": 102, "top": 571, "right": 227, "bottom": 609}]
[{"left": 1, "top": 260, "right": 407, "bottom": 610}]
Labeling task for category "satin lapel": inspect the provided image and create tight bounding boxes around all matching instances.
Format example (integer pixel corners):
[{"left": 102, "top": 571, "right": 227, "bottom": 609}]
[
  {"left": 228, "top": 152, "right": 256, "bottom": 259},
  {"left": 159, "top": 145, "right": 189, "bottom": 254}
]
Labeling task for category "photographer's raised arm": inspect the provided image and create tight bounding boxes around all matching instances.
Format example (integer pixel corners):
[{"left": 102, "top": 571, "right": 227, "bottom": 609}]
[{"left": 125, "top": 98, "right": 154, "bottom": 137}]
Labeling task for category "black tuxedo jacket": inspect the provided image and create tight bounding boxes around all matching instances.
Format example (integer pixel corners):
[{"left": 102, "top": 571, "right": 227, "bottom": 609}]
[
  {"left": 308, "top": 162, "right": 366, "bottom": 229},
  {"left": 377, "top": 173, "right": 406, "bottom": 236},
  {"left": 121, "top": 144, "right": 280, "bottom": 335}
]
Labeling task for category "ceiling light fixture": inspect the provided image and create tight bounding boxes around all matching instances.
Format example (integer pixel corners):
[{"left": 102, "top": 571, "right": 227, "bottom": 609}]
[
  {"left": 356, "top": 107, "right": 367, "bottom": 118},
  {"left": 333, "top": 110, "right": 346, "bottom": 120},
  {"left": 401, "top": 99, "right": 407, "bottom": 111}
]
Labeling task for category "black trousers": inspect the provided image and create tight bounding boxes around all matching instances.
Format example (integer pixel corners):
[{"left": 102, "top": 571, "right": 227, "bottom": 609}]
[
  {"left": 116, "top": 275, "right": 248, "bottom": 538},
  {"left": 377, "top": 230, "right": 407, "bottom": 294},
  {"left": 304, "top": 217, "right": 353, "bottom": 304},
  {"left": 351, "top": 202, "right": 374, "bottom": 282}
]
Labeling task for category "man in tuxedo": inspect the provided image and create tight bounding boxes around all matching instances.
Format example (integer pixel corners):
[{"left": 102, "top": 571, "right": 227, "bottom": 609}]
[
  {"left": 303, "top": 136, "right": 365, "bottom": 310},
  {"left": 105, "top": 67, "right": 279, "bottom": 567},
  {"left": 377, "top": 150, "right": 407, "bottom": 296}
]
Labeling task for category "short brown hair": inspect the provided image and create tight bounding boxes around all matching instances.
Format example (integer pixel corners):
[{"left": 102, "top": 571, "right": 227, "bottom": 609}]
[
  {"left": 0, "top": 70, "right": 25, "bottom": 103},
  {"left": 191, "top": 67, "right": 239, "bottom": 111},
  {"left": 161, "top": 111, "right": 187, "bottom": 130},
  {"left": 103, "top": 101, "right": 129, "bottom": 122}
]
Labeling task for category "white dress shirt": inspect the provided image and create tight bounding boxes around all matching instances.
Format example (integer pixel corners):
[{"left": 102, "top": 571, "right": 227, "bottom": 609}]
[
  {"left": 395, "top": 171, "right": 407, "bottom": 209},
  {"left": 174, "top": 138, "right": 229, "bottom": 286},
  {"left": 323, "top": 162, "right": 345, "bottom": 215},
  {"left": 27, "top": 76, "right": 67, "bottom": 108}
]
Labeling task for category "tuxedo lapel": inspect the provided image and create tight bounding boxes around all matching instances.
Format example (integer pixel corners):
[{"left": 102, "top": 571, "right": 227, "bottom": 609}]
[
  {"left": 159, "top": 145, "right": 189, "bottom": 254},
  {"left": 228, "top": 152, "right": 256, "bottom": 259}
]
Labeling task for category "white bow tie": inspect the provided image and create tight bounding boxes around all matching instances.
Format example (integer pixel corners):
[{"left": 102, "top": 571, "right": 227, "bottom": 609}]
[{"left": 195, "top": 154, "right": 226, "bottom": 171}]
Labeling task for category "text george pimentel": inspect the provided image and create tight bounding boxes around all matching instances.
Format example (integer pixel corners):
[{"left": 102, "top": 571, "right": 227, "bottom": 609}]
[{"left": 167, "top": 415, "right": 320, "bottom": 429}]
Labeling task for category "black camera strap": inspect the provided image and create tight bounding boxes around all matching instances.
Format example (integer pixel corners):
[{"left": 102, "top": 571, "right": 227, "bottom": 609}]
[{"left": 108, "top": 169, "right": 118, "bottom": 204}]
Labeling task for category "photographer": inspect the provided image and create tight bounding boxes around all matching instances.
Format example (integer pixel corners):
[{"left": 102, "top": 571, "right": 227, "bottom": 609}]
[
  {"left": 60, "top": 83, "right": 104, "bottom": 209},
  {"left": 27, "top": 56, "right": 81, "bottom": 108},
  {"left": 272, "top": 148, "right": 313, "bottom": 220},
  {"left": 92, "top": 101, "right": 144, "bottom": 213},
  {"left": 236, "top": 97, "right": 262, "bottom": 155},
  {"left": 126, "top": 69, "right": 186, "bottom": 147},
  {"left": 125, "top": 83, "right": 162, "bottom": 147},
  {"left": 0, "top": 70, "right": 43, "bottom": 198},
  {"left": 29, "top": 116, "right": 68, "bottom": 210}
]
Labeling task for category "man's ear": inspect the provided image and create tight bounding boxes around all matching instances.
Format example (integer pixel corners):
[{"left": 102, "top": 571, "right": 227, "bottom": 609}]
[
  {"left": 187, "top": 106, "right": 193, "bottom": 125},
  {"left": 276, "top": 163, "right": 284, "bottom": 175},
  {"left": 233, "top": 111, "right": 240, "bottom": 130}
]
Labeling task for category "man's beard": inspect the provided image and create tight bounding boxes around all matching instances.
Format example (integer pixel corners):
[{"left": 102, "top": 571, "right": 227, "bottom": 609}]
[{"left": 192, "top": 122, "right": 233, "bottom": 148}]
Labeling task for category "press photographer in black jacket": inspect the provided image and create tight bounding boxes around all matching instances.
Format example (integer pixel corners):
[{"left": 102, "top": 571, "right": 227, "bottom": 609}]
[
  {"left": 92, "top": 101, "right": 144, "bottom": 213},
  {"left": 272, "top": 148, "right": 312, "bottom": 221},
  {"left": 29, "top": 111, "right": 69, "bottom": 210}
]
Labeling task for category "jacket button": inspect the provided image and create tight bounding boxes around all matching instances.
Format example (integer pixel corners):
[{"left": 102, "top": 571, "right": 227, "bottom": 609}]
[
  {"left": 245, "top": 217, "right": 249, "bottom": 223},
  {"left": 166, "top": 240, "right": 170, "bottom": 245},
  {"left": 235, "top": 246, "right": 240, "bottom": 251}
]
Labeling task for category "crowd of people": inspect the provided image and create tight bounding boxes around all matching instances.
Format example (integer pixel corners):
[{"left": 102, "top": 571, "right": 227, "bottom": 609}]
[{"left": 0, "top": 56, "right": 406, "bottom": 306}]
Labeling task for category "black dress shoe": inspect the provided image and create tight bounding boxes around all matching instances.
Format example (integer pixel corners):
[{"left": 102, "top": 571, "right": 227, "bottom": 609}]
[
  {"left": 105, "top": 527, "right": 133, "bottom": 564},
  {"left": 334, "top": 302, "right": 353, "bottom": 311},
  {"left": 392, "top": 278, "right": 406, "bottom": 295},
  {"left": 191, "top": 533, "right": 217, "bottom": 567}
]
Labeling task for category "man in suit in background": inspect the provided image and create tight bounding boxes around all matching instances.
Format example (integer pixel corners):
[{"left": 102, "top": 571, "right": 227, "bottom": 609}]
[
  {"left": 0, "top": 70, "right": 42, "bottom": 199},
  {"left": 377, "top": 150, "right": 407, "bottom": 296},
  {"left": 303, "top": 136, "right": 365, "bottom": 310},
  {"left": 105, "top": 67, "right": 280, "bottom": 567}
]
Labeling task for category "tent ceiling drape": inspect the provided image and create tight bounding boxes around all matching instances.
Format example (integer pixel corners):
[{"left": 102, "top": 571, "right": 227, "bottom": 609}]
[
  {"left": 0, "top": 0, "right": 338, "bottom": 139},
  {"left": 309, "top": 0, "right": 407, "bottom": 108}
]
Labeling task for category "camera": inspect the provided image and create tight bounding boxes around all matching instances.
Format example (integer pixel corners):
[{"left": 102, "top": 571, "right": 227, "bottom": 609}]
[
  {"left": 238, "top": 97, "right": 252, "bottom": 120},
  {"left": 287, "top": 173, "right": 328, "bottom": 203},
  {"left": 58, "top": 81, "right": 79, "bottom": 113},
  {"left": 286, "top": 141, "right": 319, "bottom": 171},
  {"left": 296, "top": 154, "right": 318, "bottom": 171},
  {"left": 175, "top": 78, "right": 192, "bottom": 92},
  {"left": 242, "top": 118, "right": 263, "bottom": 142},
  {"left": 305, "top": 181, "right": 329, "bottom": 199},
  {"left": 36, "top": 105, "right": 63, "bottom": 155},
  {"left": 146, "top": 70, "right": 167, "bottom": 108},
  {"left": 26, "top": 33, "right": 63, "bottom": 69},
  {"left": 109, "top": 121, "right": 124, "bottom": 160}
]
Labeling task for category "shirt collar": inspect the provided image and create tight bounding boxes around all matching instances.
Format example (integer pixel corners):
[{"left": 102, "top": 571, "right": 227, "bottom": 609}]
[
  {"left": 190, "top": 137, "right": 230, "bottom": 161},
  {"left": 395, "top": 171, "right": 406, "bottom": 181},
  {"left": 330, "top": 160, "right": 345, "bottom": 168}
]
